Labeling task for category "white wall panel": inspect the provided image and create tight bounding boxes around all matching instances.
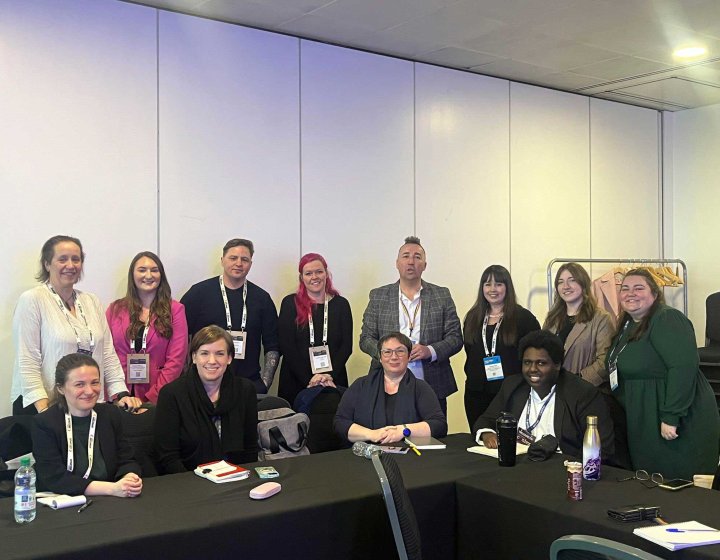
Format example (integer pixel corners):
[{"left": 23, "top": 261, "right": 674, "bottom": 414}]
[
  {"left": 670, "top": 104, "right": 720, "bottom": 342},
  {"left": 159, "top": 13, "right": 300, "bottom": 305},
  {"left": 0, "top": 0, "right": 157, "bottom": 415},
  {"left": 300, "top": 41, "right": 415, "bottom": 384},
  {"left": 510, "top": 84, "right": 590, "bottom": 322},
  {"left": 415, "top": 64, "right": 510, "bottom": 429}
]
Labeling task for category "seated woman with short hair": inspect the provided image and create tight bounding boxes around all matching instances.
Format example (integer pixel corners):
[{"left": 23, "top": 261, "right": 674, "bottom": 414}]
[
  {"left": 334, "top": 332, "right": 447, "bottom": 444},
  {"left": 32, "top": 353, "right": 143, "bottom": 498},
  {"left": 153, "top": 325, "right": 259, "bottom": 474}
]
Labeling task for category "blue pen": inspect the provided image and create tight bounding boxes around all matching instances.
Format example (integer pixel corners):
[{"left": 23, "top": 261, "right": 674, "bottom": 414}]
[{"left": 666, "top": 528, "right": 719, "bottom": 533}]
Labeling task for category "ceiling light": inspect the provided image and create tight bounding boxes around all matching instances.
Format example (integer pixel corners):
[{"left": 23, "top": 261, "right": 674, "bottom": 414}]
[{"left": 673, "top": 46, "right": 707, "bottom": 58}]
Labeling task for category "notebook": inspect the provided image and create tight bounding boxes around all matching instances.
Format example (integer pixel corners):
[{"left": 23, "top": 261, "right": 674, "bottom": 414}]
[
  {"left": 633, "top": 521, "right": 720, "bottom": 551},
  {"left": 194, "top": 460, "right": 251, "bottom": 483}
]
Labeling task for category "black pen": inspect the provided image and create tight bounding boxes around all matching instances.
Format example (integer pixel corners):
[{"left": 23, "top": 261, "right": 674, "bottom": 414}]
[{"left": 78, "top": 499, "right": 93, "bottom": 513}]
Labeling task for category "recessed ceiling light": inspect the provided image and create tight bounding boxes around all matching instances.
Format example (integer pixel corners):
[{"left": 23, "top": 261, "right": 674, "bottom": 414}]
[{"left": 673, "top": 46, "right": 707, "bottom": 58}]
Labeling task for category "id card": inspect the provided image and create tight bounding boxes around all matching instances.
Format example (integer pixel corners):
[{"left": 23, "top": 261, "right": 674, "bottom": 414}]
[
  {"left": 127, "top": 354, "right": 150, "bottom": 384},
  {"left": 483, "top": 356, "right": 504, "bottom": 381},
  {"left": 517, "top": 427, "right": 535, "bottom": 445},
  {"left": 309, "top": 345, "right": 333, "bottom": 374},
  {"left": 255, "top": 466, "right": 279, "bottom": 479},
  {"left": 77, "top": 347, "right": 93, "bottom": 356},
  {"left": 230, "top": 330, "right": 246, "bottom": 360},
  {"left": 609, "top": 363, "right": 619, "bottom": 391}
]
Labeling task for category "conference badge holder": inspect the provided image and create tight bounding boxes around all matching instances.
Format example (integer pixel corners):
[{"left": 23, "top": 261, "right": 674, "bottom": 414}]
[
  {"left": 127, "top": 354, "right": 150, "bottom": 384},
  {"left": 483, "top": 356, "right": 504, "bottom": 381},
  {"left": 231, "top": 331, "right": 246, "bottom": 360},
  {"left": 309, "top": 345, "right": 333, "bottom": 374}
]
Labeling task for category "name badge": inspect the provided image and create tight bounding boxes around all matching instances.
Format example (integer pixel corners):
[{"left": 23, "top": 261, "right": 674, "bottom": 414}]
[
  {"left": 127, "top": 354, "right": 150, "bottom": 384},
  {"left": 77, "top": 348, "right": 93, "bottom": 356},
  {"left": 230, "top": 330, "right": 246, "bottom": 360},
  {"left": 609, "top": 362, "right": 619, "bottom": 391},
  {"left": 483, "top": 356, "right": 504, "bottom": 381},
  {"left": 517, "top": 427, "right": 535, "bottom": 445},
  {"left": 309, "top": 345, "right": 333, "bottom": 374}
]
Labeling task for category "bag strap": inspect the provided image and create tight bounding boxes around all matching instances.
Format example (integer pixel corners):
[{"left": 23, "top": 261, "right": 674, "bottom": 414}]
[{"left": 268, "top": 422, "right": 308, "bottom": 453}]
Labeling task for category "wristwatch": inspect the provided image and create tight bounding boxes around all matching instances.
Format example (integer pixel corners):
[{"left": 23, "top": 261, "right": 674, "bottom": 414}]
[{"left": 402, "top": 424, "right": 411, "bottom": 437}]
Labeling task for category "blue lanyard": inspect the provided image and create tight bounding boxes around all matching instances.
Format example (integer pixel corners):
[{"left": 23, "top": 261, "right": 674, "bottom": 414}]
[{"left": 525, "top": 386, "right": 556, "bottom": 433}]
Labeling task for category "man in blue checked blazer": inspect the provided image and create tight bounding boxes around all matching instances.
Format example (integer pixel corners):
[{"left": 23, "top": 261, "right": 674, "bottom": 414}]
[{"left": 359, "top": 236, "right": 463, "bottom": 414}]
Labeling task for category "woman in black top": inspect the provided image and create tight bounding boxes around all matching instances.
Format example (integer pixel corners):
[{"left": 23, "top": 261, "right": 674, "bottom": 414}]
[
  {"left": 278, "top": 253, "right": 353, "bottom": 406},
  {"left": 154, "top": 326, "right": 258, "bottom": 474},
  {"left": 32, "top": 353, "right": 142, "bottom": 497},
  {"left": 463, "top": 265, "right": 540, "bottom": 428}
]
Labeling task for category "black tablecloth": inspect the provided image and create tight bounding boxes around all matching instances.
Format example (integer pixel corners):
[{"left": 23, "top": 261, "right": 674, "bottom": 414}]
[
  {"left": 2, "top": 433, "right": 719, "bottom": 560},
  {"left": 456, "top": 450, "right": 720, "bottom": 560}
]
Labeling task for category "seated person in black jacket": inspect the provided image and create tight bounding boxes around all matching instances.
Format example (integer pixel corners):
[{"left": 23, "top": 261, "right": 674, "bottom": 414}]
[
  {"left": 32, "top": 353, "right": 143, "bottom": 497},
  {"left": 154, "top": 325, "right": 259, "bottom": 474},
  {"left": 472, "top": 330, "right": 614, "bottom": 459},
  {"left": 334, "top": 332, "right": 447, "bottom": 444}
]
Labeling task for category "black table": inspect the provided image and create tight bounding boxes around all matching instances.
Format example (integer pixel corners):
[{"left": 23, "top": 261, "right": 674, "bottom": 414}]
[
  {"left": 456, "top": 450, "right": 720, "bottom": 560},
  {"left": 2, "top": 434, "right": 719, "bottom": 559}
]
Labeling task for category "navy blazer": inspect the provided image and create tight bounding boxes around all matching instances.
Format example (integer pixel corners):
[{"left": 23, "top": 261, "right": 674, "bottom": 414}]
[
  {"left": 32, "top": 403, "right": 141, "bottom": 495},
  {"left": 472, "top": 369, "right": 615, "bottom": 460},
  {"left": 359, "top": 280, "right": 463, "bottom": 399}
]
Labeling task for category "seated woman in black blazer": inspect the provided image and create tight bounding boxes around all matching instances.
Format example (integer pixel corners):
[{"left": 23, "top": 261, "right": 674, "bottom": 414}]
[
  {"left": 32, "top": 353, "right": 143, "bottom": 497},
  {"left": 154, "top": 325, "right": 259, "bottom": 474}
]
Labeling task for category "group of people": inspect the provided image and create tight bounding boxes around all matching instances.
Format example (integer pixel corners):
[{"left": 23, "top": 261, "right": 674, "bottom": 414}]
[{"left": 10, "top": 233, "right": 720, "bottom": 498}]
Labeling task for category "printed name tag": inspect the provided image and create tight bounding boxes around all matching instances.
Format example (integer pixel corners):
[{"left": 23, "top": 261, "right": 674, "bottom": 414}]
[
  {"left": 231, "top": 331, "right": 246, "bottom": 360},
  {"left": 127, "top": 354, "right": 150, "bottom": 384},
  {"left": 309, "top": 345, "right": 333, "bottom": 374},
  {"left": 609, "top": 363, "right": 619, "bottom": 391},
  {"left": 517, "top": 427, "right": 535, "bottom": 445},
  {"left": 483, "top": 356, "right": 504, "bottom": 381}
]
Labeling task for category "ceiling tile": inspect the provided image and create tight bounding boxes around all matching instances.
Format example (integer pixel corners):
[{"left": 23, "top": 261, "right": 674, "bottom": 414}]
[
  {"left": 569, "top": 55, "right": 673, "bottom": 81},
  {"left": 310, "top": 0, "right": 458, "bottom": 32},
  {"left": 595, "top": 91, "right": 690, "bottom": 111},
  {"left": 277, "top": 13, "right": 374, "bottom": 43},
  {"left": 416, "top": 47, "right": 500, "bottom": 69},
  {"left": 610, "top": 76, "right": 720, "bottom": 108},
  {"left": 515, "top": 41, "right": 621, "bottom": 72},
  {"left": 470, "top": 59, "right": 557, "bottom": 81},
  {"left": 538, "top": 72, "right": 606, "bottom": 90}
]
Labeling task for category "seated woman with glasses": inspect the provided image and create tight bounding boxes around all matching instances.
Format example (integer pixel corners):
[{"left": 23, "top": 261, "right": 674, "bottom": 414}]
[{"left": 334, "top": 332, "right": 447, "bottom": 444}]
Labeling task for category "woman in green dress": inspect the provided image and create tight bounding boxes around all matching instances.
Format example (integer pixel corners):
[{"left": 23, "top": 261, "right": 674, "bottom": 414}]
[{"left": 607, "top": 268, "right": 719, "bottom": 479}]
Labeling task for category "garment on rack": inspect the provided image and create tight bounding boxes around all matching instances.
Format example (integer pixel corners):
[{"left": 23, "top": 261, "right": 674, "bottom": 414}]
[{"left": 592, "top": 270, "right": 624, "bottom": 320}]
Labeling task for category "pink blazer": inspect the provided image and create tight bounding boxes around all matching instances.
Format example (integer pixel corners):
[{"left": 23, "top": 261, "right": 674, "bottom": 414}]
[{"left": 106, "top": 300, "right": 188, "bottom": 404}]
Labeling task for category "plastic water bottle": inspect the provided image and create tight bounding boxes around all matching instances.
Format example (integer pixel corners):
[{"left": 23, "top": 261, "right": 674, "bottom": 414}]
[
  {"left": 582, "top": 415, "right": 601, "bottom": 480},
  {"left": 352, "top": 441, "right": 383, "bottom": 459},
  {"left": 14, "top": 457, "right": 36, "bottom": 524}
]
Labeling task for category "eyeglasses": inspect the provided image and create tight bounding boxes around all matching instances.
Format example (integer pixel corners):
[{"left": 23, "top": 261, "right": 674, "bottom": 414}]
[
  {"left": 380, "top": 348, "right": 408, "bottom": 357},
  {"left": 617, "top": 470, "right": 664, "bottom": 488}
]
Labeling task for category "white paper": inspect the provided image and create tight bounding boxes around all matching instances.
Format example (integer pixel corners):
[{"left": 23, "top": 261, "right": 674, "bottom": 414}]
[
  {"left": 466, "top": 444, "right": 529, "bottom": 458},
  {"left": 38, "top": 494, "right": 87, "bottom": 509},
  {"left": 634, "top": 521, "right": 720, "bottom": 551},
  {"left": 5, "top": 453, "right": 35, "bottom": 470}
]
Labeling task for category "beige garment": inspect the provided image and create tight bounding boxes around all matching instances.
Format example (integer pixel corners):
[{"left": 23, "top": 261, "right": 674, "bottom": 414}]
[
  {"left": 544, "top": 309, "right": 615, "bottom": 387},
  {"left": 592, "top": 270, "right": 623, "bottom": 320}
]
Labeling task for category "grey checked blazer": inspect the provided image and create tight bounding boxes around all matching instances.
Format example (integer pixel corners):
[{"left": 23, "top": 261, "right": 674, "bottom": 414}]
[{"left": 359, "top": 280, "right": 463, "bottom": 399}]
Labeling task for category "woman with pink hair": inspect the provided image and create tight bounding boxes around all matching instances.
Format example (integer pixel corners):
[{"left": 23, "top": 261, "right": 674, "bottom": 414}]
[{"left": 278, "top": 253, "right": 353, "bottom": 405}]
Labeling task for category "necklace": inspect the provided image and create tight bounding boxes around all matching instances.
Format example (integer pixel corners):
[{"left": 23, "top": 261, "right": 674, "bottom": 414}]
[{"left": 488, "top": 312, "right": 504, "bottom": 318}]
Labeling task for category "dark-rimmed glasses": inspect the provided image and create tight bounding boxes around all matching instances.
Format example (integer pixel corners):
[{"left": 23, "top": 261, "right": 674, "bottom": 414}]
[{"left": 616, "top": 470, "right": 664, "bottom": 488}]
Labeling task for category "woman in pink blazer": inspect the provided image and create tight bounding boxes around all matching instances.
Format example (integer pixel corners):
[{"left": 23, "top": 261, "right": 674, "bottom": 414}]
[{"left": 107, "top": 251, "right": 188, "bottom": 404}]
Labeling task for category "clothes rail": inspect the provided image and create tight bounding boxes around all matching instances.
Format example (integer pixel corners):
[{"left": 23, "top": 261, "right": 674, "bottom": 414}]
[{"left": 546, "top": 258, "right": 688, "bottom": 315}]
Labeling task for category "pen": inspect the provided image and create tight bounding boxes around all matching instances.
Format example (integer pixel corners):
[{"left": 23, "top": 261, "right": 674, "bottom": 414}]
[
  {"left": 78, "top": 499, "right": 93, "bottom": 513},
  {"left": 404, "top": 438, "right": 421, "bottom": 456}
]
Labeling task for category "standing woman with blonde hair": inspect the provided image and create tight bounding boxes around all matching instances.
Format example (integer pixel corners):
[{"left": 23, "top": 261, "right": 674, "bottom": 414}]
[
  {"left": 543, "top": 262, "right": 614, "bottom": 387},
  {"left": 463, "top": 265, "right": 540, "bottom": 428},
  {"left": 107, "top": 251, "right": 188, "bottom": 404}
]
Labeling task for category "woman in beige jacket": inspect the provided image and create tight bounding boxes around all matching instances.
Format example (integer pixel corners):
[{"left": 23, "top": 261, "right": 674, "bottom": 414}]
[{"left": 543, "top": 263, "right": 614, "bottom": 387}]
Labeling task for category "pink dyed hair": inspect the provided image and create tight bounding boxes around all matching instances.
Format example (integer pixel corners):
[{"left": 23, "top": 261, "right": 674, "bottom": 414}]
[{"left": 295, "top": 253, "right": 339, "bottom": 327}]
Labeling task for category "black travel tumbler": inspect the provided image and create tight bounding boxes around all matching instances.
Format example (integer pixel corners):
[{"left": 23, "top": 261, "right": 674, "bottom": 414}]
[{"left": 496, "top": 411, "right": 518, "bottom": 467}]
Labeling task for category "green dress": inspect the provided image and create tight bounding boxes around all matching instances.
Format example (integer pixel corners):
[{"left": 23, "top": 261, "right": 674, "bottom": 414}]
[{"left": 607, "top": 305, "right": 719, "bottom": 479}]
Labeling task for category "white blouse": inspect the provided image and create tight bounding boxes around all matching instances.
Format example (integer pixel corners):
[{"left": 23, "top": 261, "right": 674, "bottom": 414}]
[{"left": 11, "top": 284, "right": 128, "bottom": 408}]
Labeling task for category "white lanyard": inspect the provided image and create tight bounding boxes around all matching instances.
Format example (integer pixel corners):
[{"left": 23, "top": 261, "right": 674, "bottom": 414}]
[
  {"left": 46, "top": 283, "right": 95, "bottom": 352},
  {"left": 130, "top": 323, "right": 149, "bottom": 353},
  {"left": 399, "top": 289, "right": 421, "bottom": 333},
  {"left": 309, "top": 296, "right": 329, "bottom": 346},
  {"left": 219, "top": 276, "right": 247, "bottom": 332},
  {"left": 65, "top": 410, "right": 97, "bottom": 479},
  {"left": 481, "top": 314, "right": 503, "bottom": 357}
]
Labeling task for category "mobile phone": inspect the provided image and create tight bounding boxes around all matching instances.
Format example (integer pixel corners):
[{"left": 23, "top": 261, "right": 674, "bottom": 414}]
[
  {"left": 255, "top": 466, "right": 279, "bottom": 479},
  {"left": 658, "top": 478, "right": 693, "bottom": 491}
]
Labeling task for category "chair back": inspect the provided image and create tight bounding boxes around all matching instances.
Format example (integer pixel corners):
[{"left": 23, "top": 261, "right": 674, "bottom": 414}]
[
  {"left": 256, "top": 395, "right": 291, "bottom": 412},
  {"left": 120, "top": 406, "right": 158, "bottom": 477},
  {"left": 371, "top": 452, "right": 422, "bottom": 560},
  {"left": 295, "top": 387, "right": 347, "bottom": 453},
  {"left": 550, "top": 535, "right": 663, "bottom": 560},
  {"left": 706, "top": 292, "right": 720, "bottom": 346}
]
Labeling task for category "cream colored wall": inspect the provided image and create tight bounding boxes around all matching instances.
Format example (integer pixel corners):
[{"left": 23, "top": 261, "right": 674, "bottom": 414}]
[
  {"left": 0, "top": 0, "right": 664, "bottom": 429},
  {"left": 668, "top": 104, "right": 720, "bottom": 344}
]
